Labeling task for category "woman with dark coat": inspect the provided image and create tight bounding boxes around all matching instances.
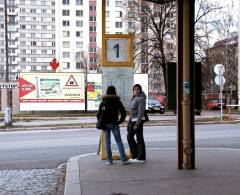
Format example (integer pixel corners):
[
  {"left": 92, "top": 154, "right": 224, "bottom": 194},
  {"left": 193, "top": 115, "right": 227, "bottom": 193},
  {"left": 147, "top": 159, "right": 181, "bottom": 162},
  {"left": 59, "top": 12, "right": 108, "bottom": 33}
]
[
  {"left": 97, "top": 86, "right": 131, "bottom": 165},
  {"left": 127, "top": 84, "right": 146, "bottom": 163}
]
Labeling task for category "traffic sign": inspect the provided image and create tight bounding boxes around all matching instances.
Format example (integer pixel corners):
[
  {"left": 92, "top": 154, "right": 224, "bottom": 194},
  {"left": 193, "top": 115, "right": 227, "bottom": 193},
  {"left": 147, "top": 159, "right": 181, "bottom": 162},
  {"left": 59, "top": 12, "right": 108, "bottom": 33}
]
[
  {"left": 214, "top": 75, "right": 225, "bottom": 86},
  {"left": 214, "top": 64, "right": 225, "bottom": 75}
]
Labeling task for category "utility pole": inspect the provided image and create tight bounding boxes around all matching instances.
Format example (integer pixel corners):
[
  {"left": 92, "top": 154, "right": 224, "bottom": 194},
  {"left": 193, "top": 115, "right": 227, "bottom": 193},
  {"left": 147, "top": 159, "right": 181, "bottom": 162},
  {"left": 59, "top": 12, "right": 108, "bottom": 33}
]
[{"left": 4, "top": 0, "right": 12, "bottom": 126}]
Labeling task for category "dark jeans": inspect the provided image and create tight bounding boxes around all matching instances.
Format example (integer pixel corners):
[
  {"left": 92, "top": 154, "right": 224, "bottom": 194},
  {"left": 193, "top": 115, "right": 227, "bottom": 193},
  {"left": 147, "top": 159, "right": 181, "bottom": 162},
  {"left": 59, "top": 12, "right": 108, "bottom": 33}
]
[{"left": 127, "top": 122, "right": 146, "bottom": 160}]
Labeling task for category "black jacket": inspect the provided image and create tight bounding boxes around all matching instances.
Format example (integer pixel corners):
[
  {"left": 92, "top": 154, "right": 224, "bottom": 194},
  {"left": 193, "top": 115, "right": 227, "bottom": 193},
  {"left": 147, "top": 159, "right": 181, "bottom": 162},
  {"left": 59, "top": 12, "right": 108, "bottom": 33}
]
[{"left": 97, "top": 95, "right": 126, "bottom": 125}]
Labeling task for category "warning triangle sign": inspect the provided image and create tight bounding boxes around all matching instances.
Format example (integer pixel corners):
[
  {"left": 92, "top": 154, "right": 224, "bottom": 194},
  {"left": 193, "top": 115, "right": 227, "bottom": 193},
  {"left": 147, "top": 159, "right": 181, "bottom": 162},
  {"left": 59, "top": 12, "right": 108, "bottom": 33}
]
[
  {"left": 65, "top": 75, "right": 78, "bottom": 86},
  {"left": 19, "top": 77, "right": 36, "bottom": 98}
]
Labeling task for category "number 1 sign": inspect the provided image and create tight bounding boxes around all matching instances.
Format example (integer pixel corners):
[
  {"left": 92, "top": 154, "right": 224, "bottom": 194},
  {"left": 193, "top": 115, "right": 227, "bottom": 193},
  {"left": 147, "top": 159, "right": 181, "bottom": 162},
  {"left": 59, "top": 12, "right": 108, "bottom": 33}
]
[{"left": 102, "top": 34, "right": 134, "bottom": 67}]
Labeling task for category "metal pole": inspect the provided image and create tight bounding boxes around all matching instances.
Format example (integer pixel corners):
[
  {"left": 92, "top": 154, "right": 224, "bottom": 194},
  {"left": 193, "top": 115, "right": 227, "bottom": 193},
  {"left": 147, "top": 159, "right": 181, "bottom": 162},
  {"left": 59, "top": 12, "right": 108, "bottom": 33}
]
[
  {"left": 219, "top": 69, "right": 223, "bottom": 121},
  {"left": 85, "top": 63, "right": 88, "bottom": 111},
  {"left": 4, "top": 0, "right": 9, "bottom": 85},
  {"left": 4, "top": 0, "right": 12, "bottom": 126}
]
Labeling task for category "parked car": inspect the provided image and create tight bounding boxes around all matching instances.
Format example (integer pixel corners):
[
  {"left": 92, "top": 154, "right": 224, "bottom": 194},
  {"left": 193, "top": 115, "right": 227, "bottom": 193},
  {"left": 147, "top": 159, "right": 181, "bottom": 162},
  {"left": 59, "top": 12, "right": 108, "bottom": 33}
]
[
  {"left": 148, "top": 98, "right": 165, "bottom": 114},
  {"left": 207, "top": 99, "right": 226, "bottom": 110}
]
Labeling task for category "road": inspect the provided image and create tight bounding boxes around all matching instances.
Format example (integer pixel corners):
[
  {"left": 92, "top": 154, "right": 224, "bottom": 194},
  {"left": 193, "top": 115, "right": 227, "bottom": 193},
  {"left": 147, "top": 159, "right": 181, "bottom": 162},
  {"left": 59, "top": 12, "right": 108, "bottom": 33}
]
[{"left": 0, "top": 123, "right": 240, "bottom": 170}]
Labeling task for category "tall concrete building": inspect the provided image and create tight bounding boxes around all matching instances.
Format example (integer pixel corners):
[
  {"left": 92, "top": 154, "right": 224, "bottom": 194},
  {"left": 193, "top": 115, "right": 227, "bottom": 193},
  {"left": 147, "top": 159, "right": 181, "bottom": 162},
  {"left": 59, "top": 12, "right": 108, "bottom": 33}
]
[
  {"left": 0, "top": 0, "right": 56, "bottom": 81},
  {"left": 0, "top": 0, "right": 128, "bottom": 77},
  {"left": 0, "top": 0, "right": 128, "bottom": 113}
]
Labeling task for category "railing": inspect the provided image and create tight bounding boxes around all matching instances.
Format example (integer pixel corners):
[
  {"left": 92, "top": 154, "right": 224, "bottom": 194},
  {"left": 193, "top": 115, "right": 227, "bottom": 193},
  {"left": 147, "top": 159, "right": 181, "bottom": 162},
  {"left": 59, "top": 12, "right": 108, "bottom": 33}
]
[{"left": 226, "top": 104, "right": 240, "bottom": 122}]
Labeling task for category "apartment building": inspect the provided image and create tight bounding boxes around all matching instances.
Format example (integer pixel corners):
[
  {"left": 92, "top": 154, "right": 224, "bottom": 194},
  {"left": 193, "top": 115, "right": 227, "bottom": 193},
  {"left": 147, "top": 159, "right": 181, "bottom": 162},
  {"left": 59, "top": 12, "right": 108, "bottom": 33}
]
[
  {"left": 0, "top": 0, "right": 56, "bottom": 81},
  {"left": 0, "top": 0, "right": 128, "bottom": 113}
]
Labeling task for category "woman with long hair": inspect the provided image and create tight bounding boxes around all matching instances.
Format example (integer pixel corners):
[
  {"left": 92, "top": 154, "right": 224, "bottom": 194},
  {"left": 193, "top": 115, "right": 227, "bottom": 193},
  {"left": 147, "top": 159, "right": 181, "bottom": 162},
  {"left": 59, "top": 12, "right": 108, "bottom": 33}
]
[
  {"left": 127, "top": 84, "right": 146, "bottom": 163},
  {"left": 97, "top": 86, "right": 131, "bottom": 165}
]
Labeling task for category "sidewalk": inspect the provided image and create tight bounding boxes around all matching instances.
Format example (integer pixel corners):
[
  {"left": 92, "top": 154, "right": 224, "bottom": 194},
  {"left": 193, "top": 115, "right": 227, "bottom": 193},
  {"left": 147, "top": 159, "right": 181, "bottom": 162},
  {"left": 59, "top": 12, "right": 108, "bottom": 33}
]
[{"left": 64, "top": 148, "right": 240, "bottom": 195}]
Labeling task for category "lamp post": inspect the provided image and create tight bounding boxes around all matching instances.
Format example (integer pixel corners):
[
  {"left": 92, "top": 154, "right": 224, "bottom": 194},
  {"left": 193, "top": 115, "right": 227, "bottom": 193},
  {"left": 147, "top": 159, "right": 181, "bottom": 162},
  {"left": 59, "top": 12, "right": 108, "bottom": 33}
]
[{"left": 4, "top": 0, "right": 12, "bottom": 126}]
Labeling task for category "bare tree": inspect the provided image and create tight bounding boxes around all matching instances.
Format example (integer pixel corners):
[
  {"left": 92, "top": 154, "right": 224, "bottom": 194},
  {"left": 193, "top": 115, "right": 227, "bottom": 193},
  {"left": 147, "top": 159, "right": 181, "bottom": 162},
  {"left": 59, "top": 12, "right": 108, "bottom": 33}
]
[
  {"left": 204, "top": 1, "right": 238, "bottom": 103},
  {"left": 124, "top": 0, "right": 176, "bottom": 94}
]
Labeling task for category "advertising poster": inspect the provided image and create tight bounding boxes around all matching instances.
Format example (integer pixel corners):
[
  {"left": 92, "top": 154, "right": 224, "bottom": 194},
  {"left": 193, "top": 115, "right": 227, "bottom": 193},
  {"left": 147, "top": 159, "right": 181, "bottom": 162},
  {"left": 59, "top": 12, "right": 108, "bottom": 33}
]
[
  {"left": 87, "top": 74, "right": 102, "bottom": 110},
  {"left": 19, "top": 72, "right": 85, "bottom": 111}
]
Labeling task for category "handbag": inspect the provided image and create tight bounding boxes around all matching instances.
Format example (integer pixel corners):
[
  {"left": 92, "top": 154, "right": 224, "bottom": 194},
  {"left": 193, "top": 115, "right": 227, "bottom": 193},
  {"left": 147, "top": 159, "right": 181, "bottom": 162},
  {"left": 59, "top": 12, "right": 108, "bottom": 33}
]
[{"left": 96, "top": 106, "right": 105, "bottom": 130}]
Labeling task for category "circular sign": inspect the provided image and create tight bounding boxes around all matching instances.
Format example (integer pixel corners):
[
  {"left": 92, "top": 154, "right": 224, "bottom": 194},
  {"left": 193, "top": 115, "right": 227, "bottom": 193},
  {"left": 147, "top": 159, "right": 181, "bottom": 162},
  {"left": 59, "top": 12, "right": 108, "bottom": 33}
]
[
  {"left": 215, "top": 75, "right": 225, "bottom": 85},
  {"left": 214, "top": 64, "right": 225, "bottom": 75}
]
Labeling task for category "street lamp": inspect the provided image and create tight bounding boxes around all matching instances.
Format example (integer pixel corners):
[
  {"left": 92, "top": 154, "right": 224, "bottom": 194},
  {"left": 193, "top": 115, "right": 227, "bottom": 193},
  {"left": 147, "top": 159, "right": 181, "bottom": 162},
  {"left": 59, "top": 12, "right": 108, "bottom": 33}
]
[{"left": 4, "top": 0, "right": 12, "bottom": 126}]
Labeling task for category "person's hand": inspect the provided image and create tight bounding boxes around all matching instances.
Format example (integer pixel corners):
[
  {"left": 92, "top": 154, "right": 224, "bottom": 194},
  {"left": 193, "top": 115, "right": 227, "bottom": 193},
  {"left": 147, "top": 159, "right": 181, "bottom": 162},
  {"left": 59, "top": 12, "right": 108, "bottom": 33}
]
[{"left": 133, "top": 124, "right": 138, "bottom": 131}]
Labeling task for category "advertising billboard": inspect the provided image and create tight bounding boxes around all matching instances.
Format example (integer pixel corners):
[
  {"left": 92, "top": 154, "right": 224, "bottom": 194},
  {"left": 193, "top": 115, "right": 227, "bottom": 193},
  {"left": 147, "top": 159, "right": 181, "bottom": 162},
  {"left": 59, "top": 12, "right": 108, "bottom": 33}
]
[
  {"left": 87, "top": 74, "right": 102, "bottom": 110},
  {"left": 19, "top": 72, "right": 85, "bottom": 111}
]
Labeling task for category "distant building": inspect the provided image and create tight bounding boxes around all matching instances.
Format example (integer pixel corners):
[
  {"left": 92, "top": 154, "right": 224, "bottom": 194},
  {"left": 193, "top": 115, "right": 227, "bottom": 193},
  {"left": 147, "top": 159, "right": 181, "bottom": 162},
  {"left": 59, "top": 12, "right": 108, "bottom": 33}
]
[{"left": 204, "top": 31, "right": 238, "bottom": 104}]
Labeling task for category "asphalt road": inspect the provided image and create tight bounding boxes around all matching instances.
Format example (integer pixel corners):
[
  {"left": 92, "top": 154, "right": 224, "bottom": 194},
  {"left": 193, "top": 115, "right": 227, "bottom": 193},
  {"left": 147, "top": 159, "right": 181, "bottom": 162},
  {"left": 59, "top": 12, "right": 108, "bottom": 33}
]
[{"left": 0, "top": 123, "right": 240, "bottom": 170}]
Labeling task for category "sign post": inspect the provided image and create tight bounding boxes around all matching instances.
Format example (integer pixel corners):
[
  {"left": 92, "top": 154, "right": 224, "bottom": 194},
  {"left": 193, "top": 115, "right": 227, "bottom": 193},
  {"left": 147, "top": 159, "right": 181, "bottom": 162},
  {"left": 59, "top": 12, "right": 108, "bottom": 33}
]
[
  {"left": 214, "top": 64, "right": 225, "bottom": 121},
  {"left": 100, "top": 0, "right": 134, "bottom": 160}
]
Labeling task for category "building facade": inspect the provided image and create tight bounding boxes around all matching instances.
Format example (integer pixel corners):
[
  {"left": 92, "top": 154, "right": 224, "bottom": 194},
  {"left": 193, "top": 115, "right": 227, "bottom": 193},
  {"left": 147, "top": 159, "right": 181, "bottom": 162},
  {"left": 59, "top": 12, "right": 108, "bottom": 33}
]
[{"left": 0, "top": 0, "right": 129, "bottom": 113}]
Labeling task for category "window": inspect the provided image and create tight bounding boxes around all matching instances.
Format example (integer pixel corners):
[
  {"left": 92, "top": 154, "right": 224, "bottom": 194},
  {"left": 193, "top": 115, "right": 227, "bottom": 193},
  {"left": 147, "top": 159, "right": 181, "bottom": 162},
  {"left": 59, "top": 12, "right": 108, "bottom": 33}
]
[
  {"left": 42, "top": 49, "right": 47, "bottom": 54},
  {"left": 115, "top": 1, "right": 122, "bottom": 7},
  {"left": 76, "top": 10, "right": 83, "bottom": 16},
  {"left": 62, "top": 10, "right": 70, "bottom": 16},
  {"left": 89, "top": 16, "right": 96, "bottom": 21},
  {"left": 76, "top": 21, "right": 83, "bottom": 27},
  {"left": 90, "top": 58, "right": 96, "bottom": 63},
  {"left": 115, "top": 22, "right": 122, "bottom": 28},
  {"left": 76, "top": 41, "right": 83, "bottom": 48},
  {"left": 106, "top": 11, "right": 110, "bottom": 17},
  {"left": 63, "top": 62, "right": 70, "bottom": 69},
  {"left": 89, "top": 26, "right": 96, "bottom": 32},
  {"left": 30, "top": 9, "right": 36, "bottom": 14},
  {"left": 20, "top": 25, "right": 26, "bottom": 29},
  {"left": 31, "top": 66, "right": 37, "bottom": 71},
  {"left": 20, "top": 8, "right": 25, "bottom": 13},
  {"left": 76, "top": 0, "right": 83, "bottom": 5},
  {"left": 90, "top": 37, "right": 96, "bottom": 43},
  {"left": 42, "top": 25, "right": 47, "bottom": 30},
  {"left": 62, "top": 52, "right": 70, "bottom": 58},
  {"left": 118, "top": 11, "right": 122, "bottom": 17},
  {"left": 128, "top": 22, "right": 135, "bottom": 29},
  {"left": 90, "top": 47, "right": 96, "bottom": 53},
  {"left": 76, "top": 31, "right": 83, "bottom": 37},
  {"left": 63, "top": 20, "right": 70, "bottom": 26},
  {"left": 63, "top": 41, "right": 70, "bottom": 48},
  {"left": 42, "top": 9, "right": 47, "bottom": 14},
  {"left": 106, "top": 0, "right": 109, "bottom": 7},
  {"left": 89, "top": 6, "right": 96, "bottom": 11},
  {"left": 62, "top": 31, "right": 70, "bottom": 37},
  {"left": 31, "top": 41, "right": 36, "bottom": 46},
  {"left": 62, "top": 0, "right": 69, "bottom": 5},
  {"left": 76, "top": 51, "right": 84, "bottom": 58},
  {"left": 76, "top": 62, "right": 84, "bottom": 69}
]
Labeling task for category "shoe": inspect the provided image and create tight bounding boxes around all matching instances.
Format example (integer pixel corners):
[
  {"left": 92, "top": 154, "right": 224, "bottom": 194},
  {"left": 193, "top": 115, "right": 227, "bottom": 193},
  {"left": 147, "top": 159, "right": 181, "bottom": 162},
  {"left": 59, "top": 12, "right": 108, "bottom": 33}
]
[
  {"left": 130, "top": 159, "right": 145, "bottom": 163},
  {"left": 106, "top": 161, "right": 113, "bottom": 165},
  {"left": 122, "top": 160, "right": 131, "bottom": 165}
]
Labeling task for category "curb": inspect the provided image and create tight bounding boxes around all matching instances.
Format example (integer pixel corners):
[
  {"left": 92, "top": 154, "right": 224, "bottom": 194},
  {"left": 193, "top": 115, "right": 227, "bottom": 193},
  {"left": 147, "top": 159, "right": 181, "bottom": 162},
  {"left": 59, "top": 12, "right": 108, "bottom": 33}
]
[
  {"left": 64, "top": 156, "right": 82, "bottom": 195},
  {"left": 1, "top": 119, "right": 240, "bottom": 132},
  {"left": 64, "top": 153, "right": 96, "bottom": 195}
]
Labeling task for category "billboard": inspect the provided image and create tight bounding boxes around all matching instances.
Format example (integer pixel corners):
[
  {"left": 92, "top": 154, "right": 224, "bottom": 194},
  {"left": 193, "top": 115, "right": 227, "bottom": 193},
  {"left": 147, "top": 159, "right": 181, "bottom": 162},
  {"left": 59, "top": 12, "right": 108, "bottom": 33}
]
[
  {"left": 19, "top": 72, "right": 85, "bottom": 111},
  {"left": 87, "top": 74, "right": 102, "bottom": 110}
]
